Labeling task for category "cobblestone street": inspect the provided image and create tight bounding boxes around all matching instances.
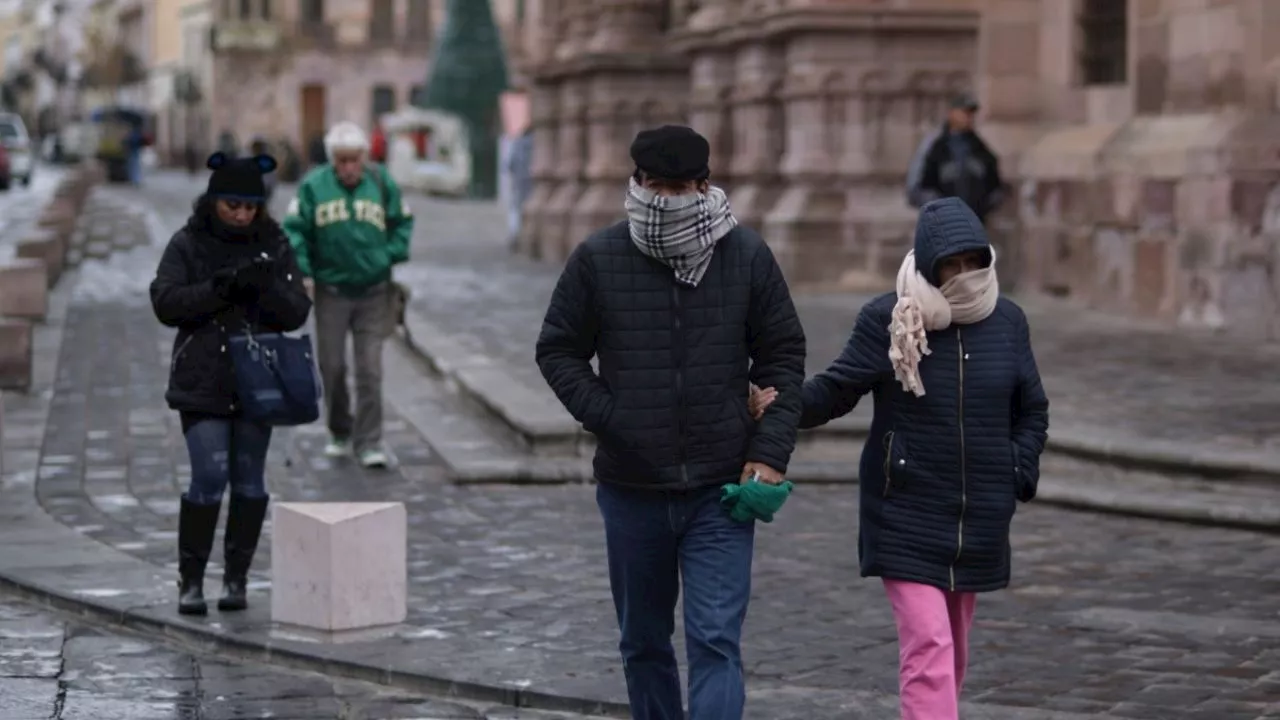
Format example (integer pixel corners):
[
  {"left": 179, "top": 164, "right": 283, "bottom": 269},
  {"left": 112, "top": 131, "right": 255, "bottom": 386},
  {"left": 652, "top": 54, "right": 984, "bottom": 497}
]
[{"left": 0, "top": 172, "right": 1277, "bottom": 719}]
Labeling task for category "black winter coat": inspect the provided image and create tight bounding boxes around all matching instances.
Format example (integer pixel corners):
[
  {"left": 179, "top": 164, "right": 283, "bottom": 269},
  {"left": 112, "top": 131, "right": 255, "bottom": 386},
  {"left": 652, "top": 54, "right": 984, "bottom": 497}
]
[
  {"left": 536, "top": 222, "right": 807, "bottom": 491},
  {"left": 150, "top": 219, "right": 312, "bottom": 416},
  {"left": 800, "top": 199, "right": 1049, "bottom": 592},
  {"left": 919, "top": 126, "right": 1003, "bottom": 222}
]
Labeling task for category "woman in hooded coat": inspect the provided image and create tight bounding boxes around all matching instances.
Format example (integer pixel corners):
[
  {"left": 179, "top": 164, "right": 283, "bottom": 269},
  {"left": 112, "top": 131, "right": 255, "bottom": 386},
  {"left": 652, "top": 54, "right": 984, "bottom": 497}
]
[
  {"left": 150, "top": 152, "right": 312, "bottom": 616},
  {"left": 750, "top": 197, "right": 1049, "bottom": 720}
]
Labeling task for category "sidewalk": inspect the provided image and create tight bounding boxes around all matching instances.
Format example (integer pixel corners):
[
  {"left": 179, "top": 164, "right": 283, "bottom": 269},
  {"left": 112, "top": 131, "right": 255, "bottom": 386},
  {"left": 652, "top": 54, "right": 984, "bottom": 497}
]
[{"left": 1, "top": 180, "right": 1279, "bottom": 719}]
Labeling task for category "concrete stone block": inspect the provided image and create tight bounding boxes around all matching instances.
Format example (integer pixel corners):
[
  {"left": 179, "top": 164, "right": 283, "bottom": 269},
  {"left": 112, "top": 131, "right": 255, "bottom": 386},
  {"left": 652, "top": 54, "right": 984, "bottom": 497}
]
[
  {"left": 0, "top": 259, "right": 48, "bottom": 320},
  {"left": 15, "top": 234, "right": 64, "bottom": 287},
  {"left": 270, "top": 502, "right": 407, "bottom": 631},
  {"left": 0, "top": 318, "right": 32, "bottom": 391}
]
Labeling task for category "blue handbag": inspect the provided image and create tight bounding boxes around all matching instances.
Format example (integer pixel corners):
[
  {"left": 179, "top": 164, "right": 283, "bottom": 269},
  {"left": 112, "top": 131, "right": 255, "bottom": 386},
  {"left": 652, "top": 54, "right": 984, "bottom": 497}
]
[{"left": 227, "top": 325, "right": 322, "bottom": 426}]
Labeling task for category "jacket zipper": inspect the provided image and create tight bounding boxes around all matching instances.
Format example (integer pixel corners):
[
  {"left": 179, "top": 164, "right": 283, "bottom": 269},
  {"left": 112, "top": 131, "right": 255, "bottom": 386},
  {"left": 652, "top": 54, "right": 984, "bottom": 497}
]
[
  {"left": 950, "top": 327, "right": 967, "bottom": 591},
  {"left": 672, "top": 283, "right": 689, "bottom": 487},
  {"left": 882, "top": 431, "right": 895, "bottom": 497}
]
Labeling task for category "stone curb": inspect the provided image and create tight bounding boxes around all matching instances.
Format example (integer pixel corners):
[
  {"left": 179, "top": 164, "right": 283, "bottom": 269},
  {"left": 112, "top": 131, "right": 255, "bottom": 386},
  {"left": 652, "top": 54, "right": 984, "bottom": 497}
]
[{"left": 400, "top": 312, "right": 1280, "bottom": 480}]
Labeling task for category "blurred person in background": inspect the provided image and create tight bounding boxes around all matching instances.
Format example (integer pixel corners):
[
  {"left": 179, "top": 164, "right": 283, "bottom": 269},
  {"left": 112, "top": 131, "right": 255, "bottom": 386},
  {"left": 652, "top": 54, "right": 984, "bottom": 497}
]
[
  {"left": 905, "top": 94, "right": 1005, "bottom": 225},
  {"left": 505, "top": 125, "right": 534, "bottom": 251},
  {"left": 283, "top": 121, "right": 414, "bottom": 469}
]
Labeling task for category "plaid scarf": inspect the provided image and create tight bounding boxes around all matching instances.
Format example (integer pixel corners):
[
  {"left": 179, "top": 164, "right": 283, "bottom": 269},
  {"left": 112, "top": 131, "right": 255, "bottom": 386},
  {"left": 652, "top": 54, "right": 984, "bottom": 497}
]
[{"left": 625, "top": 177, "right": 738, "bottom": 287}]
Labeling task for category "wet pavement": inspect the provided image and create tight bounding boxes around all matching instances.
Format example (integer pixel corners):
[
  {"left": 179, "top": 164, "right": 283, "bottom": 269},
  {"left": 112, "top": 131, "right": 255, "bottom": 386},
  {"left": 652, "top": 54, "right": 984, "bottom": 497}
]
[
  {"left": 0, "top": 174, "right": 1275, "bottom": 718},
  {"left": 0, "top": 589, "right": 601, "bottom": 719}
]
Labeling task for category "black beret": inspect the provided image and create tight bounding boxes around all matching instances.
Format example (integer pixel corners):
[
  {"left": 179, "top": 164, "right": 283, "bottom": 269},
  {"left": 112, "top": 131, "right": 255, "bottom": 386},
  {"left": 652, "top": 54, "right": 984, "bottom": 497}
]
[{"left": 629, "top": 125, "right": 710, "bottom": 182}]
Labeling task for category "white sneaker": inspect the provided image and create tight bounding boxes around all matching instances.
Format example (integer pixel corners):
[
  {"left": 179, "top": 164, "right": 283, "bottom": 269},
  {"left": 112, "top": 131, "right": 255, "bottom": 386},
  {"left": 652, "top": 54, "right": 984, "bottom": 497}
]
[
  {"left": 323, "top": 438, "right": 351, "bottom": 458},
  {"left": 359, "top": 449, "right": 389, "bottom": 469}
]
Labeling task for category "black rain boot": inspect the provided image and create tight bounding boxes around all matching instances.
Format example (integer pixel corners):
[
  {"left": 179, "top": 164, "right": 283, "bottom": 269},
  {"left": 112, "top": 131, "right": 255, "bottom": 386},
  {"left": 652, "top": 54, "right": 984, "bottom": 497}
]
[
  {"left": 178, "top": 497, "right": 221, "bottom": 616},
  {"left": 218, "top": 494, "right": 269, "bottom": 611}
]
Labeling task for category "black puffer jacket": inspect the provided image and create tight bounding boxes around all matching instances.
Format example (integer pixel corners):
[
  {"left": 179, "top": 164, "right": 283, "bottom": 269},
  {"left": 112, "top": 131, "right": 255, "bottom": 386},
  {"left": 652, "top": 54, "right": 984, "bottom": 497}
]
[
  {"left": 536, "top": 222, "right": 806, "bottom": 490},
  {"left": 150, "top": 217, "right": 312, "bottom": 416},
  {"left": 800, "top": 198, "right": 1049, "bottom": 592}
]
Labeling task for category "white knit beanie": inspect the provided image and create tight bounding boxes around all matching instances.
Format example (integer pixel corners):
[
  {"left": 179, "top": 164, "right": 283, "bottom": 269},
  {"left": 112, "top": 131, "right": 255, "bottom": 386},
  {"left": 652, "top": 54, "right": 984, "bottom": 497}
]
[{"left": 324, "top": 121, "right": 370, "bottom": 159}]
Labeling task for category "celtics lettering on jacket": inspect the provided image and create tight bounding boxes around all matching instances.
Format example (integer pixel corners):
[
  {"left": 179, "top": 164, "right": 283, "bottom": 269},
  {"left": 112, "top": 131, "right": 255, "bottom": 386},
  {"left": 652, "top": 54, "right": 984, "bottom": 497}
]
[{"left": 310, "top": 198, "right": 386, "bottom": 231}]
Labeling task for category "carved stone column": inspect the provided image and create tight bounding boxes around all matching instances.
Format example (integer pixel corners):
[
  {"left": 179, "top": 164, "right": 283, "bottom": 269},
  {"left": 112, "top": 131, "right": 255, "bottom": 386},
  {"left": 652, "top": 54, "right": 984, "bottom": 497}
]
[
  {"left": 678, "top": 24, "right": 737, "bottom": 189},
  {"left": 571, "top": 73, "right": 689, "bottom": 244},
  {"left": 554, "top": 0, "right": 595, "bottom": 60},
  {"left": 584, "top": 0, "right": 667, "bottom": 54},
  {"left": 764, "top": 55, "right": 850, "bottom": 284},
  {"left": 565, "top": 0, "right": 690, "bottom": 246},
  {"left": 686, "top": 0, "right": 736, "bottom": 31},
  {"left": 517, "top": 79, "right": 561, "bottom": 259},
  {"left": 726, "top": 42, "right": 786, "bottom": 231},
  {"left": 538, "top": 77, "right": 589, "bottom": 262}
]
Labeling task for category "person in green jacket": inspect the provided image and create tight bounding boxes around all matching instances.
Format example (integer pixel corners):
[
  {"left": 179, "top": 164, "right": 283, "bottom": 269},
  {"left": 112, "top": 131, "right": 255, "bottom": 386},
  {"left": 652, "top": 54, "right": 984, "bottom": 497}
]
[{"left": 282, "top": 120, "right": 414, "bottom": 468}]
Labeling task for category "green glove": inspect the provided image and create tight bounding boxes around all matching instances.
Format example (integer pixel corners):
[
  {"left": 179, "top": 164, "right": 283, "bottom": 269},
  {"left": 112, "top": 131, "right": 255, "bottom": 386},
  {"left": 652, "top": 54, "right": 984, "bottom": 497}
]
[{"left": 720, "top": 479, "right": 795, "bottom": 523}]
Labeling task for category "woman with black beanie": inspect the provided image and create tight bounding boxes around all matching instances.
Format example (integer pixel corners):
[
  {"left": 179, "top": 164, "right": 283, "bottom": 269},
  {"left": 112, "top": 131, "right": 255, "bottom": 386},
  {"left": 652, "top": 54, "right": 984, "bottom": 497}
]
[{"left": 150, "top": 152, "right": 312, "bottom": 615}]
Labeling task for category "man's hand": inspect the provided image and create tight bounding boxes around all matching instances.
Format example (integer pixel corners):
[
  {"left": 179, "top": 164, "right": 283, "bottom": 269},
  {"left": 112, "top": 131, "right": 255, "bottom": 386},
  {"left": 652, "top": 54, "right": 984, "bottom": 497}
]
[
  {"left": 748, "top": 383, "right": 778, "bottom": 420},
  {"left": 302, "top": 278, "right": 314, "bottom": 298},
  {"left": 741, "top": 461, "right": 784, "bottom": 485}
]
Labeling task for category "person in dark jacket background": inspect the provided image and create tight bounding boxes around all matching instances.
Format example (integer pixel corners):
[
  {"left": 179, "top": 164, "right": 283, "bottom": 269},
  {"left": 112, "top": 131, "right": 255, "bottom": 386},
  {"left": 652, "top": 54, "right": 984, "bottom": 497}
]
[
  {"left": 750, "top": 197, "right": 1048, "bottom": 720},
  {"left": 905, "top": 94, "right": 1005, "bottom": 224},
  {"left": 150, "top": 152, "right": 312, "bottom": 617},
  {"left": 535, "top": 125, "right": 806, "bottom": 720}
]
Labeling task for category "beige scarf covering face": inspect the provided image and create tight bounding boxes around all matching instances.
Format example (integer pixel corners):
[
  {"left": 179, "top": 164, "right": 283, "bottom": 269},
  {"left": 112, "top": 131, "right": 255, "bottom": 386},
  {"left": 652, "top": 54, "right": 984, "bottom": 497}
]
[{"left": 888, "top": 247, "right": 999, "bottom": 397}]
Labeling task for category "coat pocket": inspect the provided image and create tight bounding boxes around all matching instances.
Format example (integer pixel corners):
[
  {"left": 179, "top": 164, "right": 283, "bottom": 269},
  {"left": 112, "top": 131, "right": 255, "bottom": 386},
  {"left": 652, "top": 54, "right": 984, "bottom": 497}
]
[{"left": 881, "top": 430, "right": 910, "bottom": 497}]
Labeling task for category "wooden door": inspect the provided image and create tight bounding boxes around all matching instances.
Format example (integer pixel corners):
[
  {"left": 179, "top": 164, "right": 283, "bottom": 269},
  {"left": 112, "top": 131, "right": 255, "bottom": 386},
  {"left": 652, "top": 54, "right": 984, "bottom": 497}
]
[{"left": 299, "top": 84, "right": 326, "bottom": 152}]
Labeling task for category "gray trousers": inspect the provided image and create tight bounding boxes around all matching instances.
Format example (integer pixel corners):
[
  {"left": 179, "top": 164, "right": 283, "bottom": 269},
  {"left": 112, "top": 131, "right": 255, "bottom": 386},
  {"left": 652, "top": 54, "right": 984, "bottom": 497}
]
[{"left": 314, "top": 283, "right": 390, "bottom": 452}]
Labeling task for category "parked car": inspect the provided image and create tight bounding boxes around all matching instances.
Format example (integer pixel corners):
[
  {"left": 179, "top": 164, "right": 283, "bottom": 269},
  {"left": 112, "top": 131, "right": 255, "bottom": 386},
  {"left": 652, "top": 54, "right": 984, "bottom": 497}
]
[{"left": 0, "top": 113, "right": 33, "bottom": 186}]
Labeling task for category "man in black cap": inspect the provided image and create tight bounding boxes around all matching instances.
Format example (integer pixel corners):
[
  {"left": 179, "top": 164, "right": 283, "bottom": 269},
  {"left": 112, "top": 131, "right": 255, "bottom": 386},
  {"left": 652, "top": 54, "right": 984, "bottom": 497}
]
[
  {"left": 905, "top": 93, "right": 1006, "bottom": 224},
  {"left": 536, "top": 125, "right": 806, "bottom": 719}
]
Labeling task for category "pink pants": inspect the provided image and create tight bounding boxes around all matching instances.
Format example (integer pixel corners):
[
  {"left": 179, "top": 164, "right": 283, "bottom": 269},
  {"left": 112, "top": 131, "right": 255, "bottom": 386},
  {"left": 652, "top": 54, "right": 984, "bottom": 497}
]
[{"left": 883, "top": 579, "right": 978, "bottom": 720}]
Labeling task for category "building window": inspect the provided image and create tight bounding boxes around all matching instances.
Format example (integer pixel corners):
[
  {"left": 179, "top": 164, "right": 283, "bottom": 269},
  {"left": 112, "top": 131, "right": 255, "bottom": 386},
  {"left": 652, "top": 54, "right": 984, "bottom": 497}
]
[
  {"left": 406, "top": 0, "right": 431, "bottom": 41},
  {"left": 372, "top": 85, "right": 396, "bottom": 125},
  {"left": 260, "top": 0, "right": 271, "bottom": 19},
  {"left": 299, "top": 0, "right": 323, "bottom": 23},
  {"left": 409, "top": 84, "right": 426, "bottom": 107},
  {"left": 238, "top": 0, "right": 250, "bottom": 19},
  {"left": 1078, "top": 0, "right": 1127, "bottom": 86}
]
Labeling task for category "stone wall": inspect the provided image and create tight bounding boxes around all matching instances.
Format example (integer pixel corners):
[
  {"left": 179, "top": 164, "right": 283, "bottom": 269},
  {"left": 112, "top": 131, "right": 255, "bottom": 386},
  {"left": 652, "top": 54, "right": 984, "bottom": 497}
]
[
  {"left": 520, "top": 0, "right": 982, "bottom": 285},
  {"left": 210, "top": 49, "right": 431, "bottom": 150},
  {"left": 1016, "top": 0, "right": 1280, "bottom": 338},
  {"left": 518, "top": 0, "right": 1280, "bottom": 338}
]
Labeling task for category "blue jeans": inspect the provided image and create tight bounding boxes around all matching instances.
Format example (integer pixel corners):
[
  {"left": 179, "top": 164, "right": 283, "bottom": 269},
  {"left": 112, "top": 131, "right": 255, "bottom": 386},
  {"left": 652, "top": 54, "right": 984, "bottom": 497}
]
[
  {"left": 182, "top": 417, "right": 272, "bottom": 505},
  {"left": 596, "top": 482, "right": 755, "bottom": 720}
]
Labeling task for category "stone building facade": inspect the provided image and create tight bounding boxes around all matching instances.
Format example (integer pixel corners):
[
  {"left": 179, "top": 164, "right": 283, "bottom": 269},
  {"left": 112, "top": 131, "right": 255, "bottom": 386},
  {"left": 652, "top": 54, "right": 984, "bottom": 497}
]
[
  {"left": 516, "top": 0, "right": 1280, "bottom": 338},
  {"left": 208, "top": 0, "right": 529, "bottom": 157}
]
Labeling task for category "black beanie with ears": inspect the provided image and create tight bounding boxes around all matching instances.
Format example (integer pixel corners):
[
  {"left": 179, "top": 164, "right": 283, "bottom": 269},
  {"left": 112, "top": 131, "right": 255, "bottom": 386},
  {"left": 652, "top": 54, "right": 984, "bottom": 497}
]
[{"left": 205, "top": 152, "right": 277, "bottom": 201}]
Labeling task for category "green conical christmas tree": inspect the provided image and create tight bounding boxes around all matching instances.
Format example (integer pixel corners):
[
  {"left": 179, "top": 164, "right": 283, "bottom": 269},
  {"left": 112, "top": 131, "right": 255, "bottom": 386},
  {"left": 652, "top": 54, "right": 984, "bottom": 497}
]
[{"left": 419, "top": 0, "right": 510, "bottom": 199}]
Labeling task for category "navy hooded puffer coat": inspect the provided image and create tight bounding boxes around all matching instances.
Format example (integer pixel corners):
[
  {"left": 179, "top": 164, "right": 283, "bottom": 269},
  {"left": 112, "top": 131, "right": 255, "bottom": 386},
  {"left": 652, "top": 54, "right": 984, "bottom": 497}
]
[{"left": 800, "top": 197, "right": 1049, "bottom": 593}]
